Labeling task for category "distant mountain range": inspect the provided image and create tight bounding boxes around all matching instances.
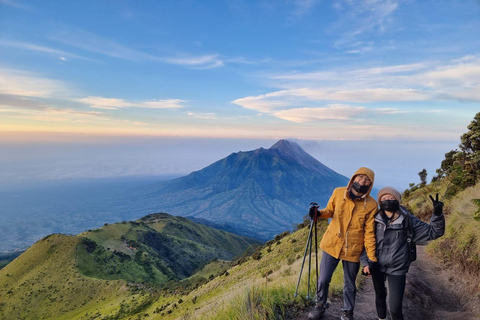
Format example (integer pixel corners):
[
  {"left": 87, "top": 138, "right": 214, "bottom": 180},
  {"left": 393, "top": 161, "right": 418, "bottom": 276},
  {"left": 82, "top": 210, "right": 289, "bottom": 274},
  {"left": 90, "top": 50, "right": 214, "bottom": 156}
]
[{"left": 149, "top": 139, "right": 349, "bottom": 240}]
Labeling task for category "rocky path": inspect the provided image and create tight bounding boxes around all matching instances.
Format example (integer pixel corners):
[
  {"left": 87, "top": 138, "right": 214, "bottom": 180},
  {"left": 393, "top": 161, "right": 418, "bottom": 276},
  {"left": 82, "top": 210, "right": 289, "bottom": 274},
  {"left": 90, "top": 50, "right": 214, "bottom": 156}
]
[{"left": 293, "top": 246, "right": 480, "bottom": 320}]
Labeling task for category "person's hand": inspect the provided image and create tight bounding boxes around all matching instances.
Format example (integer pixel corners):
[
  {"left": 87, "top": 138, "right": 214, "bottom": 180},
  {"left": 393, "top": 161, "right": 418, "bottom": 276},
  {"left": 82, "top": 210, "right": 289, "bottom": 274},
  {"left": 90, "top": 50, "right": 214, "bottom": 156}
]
[
  {"left": 309, "top": 206, "right": 318, "bottom": 219},
  {"left": 362, "top": 266, "right": 371, "bottom": 276},
  {"left": 429, "top": 193, "right": 444, "bottom": 216}
]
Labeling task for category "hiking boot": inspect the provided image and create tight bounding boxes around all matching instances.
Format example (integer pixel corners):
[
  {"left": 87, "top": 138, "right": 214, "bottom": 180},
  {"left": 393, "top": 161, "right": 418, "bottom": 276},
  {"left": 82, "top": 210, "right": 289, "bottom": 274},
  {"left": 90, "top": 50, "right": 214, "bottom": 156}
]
[
  {"left": 340, "top": 310, "right": 354, "bottom": 320},
  {"left": 307, "top": 303, "right": 327, "bottom": 319}
]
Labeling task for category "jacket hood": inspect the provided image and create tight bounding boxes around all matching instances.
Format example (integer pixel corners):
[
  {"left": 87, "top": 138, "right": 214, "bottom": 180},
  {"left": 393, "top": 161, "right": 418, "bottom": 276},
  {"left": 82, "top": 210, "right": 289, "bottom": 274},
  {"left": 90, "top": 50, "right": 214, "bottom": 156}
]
[{"left": 347, "top": 167, "right": 375, "bottom": 197}]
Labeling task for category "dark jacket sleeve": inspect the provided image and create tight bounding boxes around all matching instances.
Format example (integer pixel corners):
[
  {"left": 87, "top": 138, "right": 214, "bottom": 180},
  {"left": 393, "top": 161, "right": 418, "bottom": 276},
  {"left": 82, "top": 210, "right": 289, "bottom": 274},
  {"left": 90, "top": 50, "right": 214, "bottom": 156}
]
[
  {"left": 360, "top": 249, "right": 368, "bottom": 266},
  {"left": 411, "top": 212, "right": 445, "bottom": 243}
]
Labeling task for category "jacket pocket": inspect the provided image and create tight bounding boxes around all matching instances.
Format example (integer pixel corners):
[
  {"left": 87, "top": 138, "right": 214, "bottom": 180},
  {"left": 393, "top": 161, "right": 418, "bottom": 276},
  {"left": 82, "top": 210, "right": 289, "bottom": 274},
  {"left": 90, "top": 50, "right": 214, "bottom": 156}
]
[{"left": 346, "top": 233, "right": 364, "bottom": 258}]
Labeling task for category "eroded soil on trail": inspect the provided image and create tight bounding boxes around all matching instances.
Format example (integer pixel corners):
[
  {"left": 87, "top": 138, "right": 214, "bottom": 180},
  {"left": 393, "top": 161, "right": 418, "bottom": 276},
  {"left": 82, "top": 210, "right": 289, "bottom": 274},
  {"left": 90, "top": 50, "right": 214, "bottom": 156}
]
[{"left": 293, "top": 246, "right": 480, "bottom": 320}]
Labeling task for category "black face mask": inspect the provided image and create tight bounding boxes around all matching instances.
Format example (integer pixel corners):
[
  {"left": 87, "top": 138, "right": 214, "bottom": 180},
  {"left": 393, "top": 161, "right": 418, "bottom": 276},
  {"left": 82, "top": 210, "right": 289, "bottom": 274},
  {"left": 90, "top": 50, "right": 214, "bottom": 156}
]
[
  {"left": 352, "top": 181, "right": 369, "bottom": 194},
  {"left": 380, "top": 200, "right": 399, "bottom": 212}
]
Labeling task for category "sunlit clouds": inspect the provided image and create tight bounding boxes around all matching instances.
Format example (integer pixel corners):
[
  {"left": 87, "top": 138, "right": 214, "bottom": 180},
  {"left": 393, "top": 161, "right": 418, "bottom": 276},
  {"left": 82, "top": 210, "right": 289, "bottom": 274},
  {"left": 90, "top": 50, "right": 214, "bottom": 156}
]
[
  {"left": 78, "top": 96, "right": 186, "bottom": 110},
  {"left": 0, "top": 68, "right": 71, "bottom": 98},
  {"left": 232, "top": 55, "right": 480, "bottom": 126}
]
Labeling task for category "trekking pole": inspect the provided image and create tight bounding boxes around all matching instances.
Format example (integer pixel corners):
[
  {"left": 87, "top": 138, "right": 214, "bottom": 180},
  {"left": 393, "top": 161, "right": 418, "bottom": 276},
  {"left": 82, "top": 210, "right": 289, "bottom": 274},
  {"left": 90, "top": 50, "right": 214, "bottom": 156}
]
[
  {"left": 294, "top": 218, "right": 313, "bottom": 298},
  {"left": 294, "top": 202, "right": 318, "bottom": 298},
  {"left": 307, "top": 221, "right": 313, "bottom": 299},
  {"left": 307, "top": 203, "right": 320, "bottom": 299}
]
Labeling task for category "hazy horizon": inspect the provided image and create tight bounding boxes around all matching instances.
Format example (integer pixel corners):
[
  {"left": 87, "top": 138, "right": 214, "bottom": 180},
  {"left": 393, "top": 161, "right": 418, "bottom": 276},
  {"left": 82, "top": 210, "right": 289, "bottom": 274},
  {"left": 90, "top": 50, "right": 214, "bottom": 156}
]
[{"left": 0, "top": 136, "right": 459, "bottom": 192}]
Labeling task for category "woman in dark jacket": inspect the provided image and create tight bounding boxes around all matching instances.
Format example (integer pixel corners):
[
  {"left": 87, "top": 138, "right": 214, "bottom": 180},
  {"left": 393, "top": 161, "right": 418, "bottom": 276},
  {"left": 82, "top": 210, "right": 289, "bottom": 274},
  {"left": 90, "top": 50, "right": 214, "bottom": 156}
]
[{"left": 361, "top": 186, "right": 445, "bottom": 320}]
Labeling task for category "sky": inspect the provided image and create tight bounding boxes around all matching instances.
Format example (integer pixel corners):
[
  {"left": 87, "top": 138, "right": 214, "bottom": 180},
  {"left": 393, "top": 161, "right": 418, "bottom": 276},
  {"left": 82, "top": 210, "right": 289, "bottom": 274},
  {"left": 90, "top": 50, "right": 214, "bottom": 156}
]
[{"left": 0, "top": 0, "right": 479, "bottom": 190}]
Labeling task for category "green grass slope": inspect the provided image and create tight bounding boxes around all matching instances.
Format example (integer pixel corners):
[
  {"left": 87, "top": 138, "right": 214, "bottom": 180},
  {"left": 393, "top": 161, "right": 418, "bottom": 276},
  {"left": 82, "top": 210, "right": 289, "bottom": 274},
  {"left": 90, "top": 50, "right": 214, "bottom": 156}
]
[
  {"left": 427, "top": 182, "right": 480, "bottom": 275},
  {"left": 0, "top": 234, "right": 133, "bottom": 320},
  {"left": 78, "top": 213, "right": 260, "bottom": 283},
  {"left": 404, "top": 180, "right": 480, "bottom": 292},
  {"left": 134, "top": 220, "right": 356, "bottom": 320},
  {"left": 0, "top": 212, "right": 261, "bottom": 320}
]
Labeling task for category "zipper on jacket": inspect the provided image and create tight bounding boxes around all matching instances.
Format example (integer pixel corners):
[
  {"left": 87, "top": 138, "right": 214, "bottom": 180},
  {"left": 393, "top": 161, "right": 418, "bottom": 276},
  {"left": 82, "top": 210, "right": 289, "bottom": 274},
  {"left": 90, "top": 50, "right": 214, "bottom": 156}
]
[{"left": 345, "top": 231, "right": 349, "bottom": 254}]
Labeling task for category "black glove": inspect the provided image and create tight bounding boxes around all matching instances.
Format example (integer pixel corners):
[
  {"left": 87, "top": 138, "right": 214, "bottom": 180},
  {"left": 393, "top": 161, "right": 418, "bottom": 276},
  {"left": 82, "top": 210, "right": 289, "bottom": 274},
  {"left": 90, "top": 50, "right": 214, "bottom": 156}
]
[
  {"left": 368, "top": 260, "right": 377, "bottom": 271},
  {"left": 309, "top": 206, "right": 318, "bottom": 219},
  {"left": 429, "top": 193, "right": 444, "bottom": 216}
]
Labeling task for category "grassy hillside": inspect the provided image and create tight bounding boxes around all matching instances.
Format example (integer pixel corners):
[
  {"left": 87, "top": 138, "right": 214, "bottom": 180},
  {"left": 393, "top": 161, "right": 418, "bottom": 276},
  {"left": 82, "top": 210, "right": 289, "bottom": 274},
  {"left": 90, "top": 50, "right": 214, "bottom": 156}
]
[
  {"left": 426, "top": 182, "right": 480, "bottom": 276},
  {"left": 0, "top": 214, "right": 354, "bottom": 320},
  {"left": 132, "top": 219, "right": 360, "bottom": 320},
  {"left": 76, "top": 213, "right": 260, "bottom": 284},
  {"left": 403, "top": 180, "right": 480, "bottom": 292},
  {"left": 0, "top": 213, "right": 261, "bottom": 320},
  {"left": 0, "top": 234, "right": 134, "bottom": 320}
]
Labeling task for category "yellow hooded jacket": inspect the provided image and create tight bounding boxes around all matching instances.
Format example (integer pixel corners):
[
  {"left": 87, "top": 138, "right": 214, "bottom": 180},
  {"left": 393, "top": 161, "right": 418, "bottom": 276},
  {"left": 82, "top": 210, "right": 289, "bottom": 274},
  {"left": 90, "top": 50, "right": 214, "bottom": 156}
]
[{"left": 318, "top": 167, "right": 377, "bottom": 263}]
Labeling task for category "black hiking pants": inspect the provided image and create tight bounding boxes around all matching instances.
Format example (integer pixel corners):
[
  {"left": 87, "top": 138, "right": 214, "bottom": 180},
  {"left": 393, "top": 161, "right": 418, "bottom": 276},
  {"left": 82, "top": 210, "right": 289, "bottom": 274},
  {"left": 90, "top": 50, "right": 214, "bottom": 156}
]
[
  {"left": 371, "top": 269, "right": 406, "bottom": 320},
  {"left": 316, "top": 251, "right": 360, "bottom": 312}
]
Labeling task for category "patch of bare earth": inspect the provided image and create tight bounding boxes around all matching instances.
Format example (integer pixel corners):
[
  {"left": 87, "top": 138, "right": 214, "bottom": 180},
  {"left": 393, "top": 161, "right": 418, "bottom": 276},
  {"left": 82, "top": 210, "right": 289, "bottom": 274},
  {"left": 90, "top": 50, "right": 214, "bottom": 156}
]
[{"left": 292, "top": 246, "right": 480, "bottom": 319}]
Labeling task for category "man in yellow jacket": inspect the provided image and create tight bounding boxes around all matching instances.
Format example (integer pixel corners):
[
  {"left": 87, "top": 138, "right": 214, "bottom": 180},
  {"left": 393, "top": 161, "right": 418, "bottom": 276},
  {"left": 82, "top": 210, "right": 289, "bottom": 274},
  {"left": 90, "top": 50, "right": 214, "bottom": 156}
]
[{"left": 308, "top": 167, "right": 377, "bottom": 320}]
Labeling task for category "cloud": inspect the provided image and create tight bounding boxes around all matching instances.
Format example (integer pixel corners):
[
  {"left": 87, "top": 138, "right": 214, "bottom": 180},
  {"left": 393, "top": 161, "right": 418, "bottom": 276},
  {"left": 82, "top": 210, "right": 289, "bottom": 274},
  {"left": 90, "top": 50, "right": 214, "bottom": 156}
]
[
  {"left": 292, "top": 0, "right": 319, "bottom": 17},
  {"left": 232, "top": 55, "right": 480, "bottom": 122},
  {"left": 163, "top": 54, "right": 224, "bottom": 69},
  {"left": 78, "top": 96, "right": 186, "bottom": 109},
  {"left": 333, "top": 0, "right": 399, "bottom": 50},
  {"left": 49, "top": 29, "right": 156, "bottom": 61},
  {"left": 272, "top": 105, "right": 408, "bottom": 123},
  {"left": 0, "top": 68, "right": 71, "bottom": 98},
  {"left": 49, "top": 28, "right": 224, "bottom": 68},
  {"left": 232, "top": 92, "right": 298, "bottom": 113},
  {"left": 0, "top": 0, "right": 31, "bottom": 10},
  {"left": 0, "top": 40, "right": 99, "bottom": 62},
  {"left": 186, "top": 111, "right": 217, "bottom": 119},
  {"left": 232, "top": 87, "right": 428, "bottom": 114},
  {"left": 0, "top": 97, "right": 105, "bottom": 122},
  {"left": 273, "top": 104, "right": 368, "bottom": 123}
]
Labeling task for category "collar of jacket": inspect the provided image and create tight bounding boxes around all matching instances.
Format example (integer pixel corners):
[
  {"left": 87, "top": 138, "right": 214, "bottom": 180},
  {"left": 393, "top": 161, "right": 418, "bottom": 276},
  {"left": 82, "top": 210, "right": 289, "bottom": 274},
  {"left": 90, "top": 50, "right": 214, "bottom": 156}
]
[
  {"left": 375, "top": 208, "right": 406, "bottom": 228},
  {"left": 343, "top": 189, "right": 368, "bottom": 209}
]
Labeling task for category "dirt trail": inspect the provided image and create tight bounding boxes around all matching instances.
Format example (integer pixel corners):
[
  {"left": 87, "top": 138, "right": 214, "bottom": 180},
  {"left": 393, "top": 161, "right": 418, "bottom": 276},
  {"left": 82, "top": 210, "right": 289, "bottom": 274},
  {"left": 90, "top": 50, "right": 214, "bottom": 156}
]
[{"left": 293, "top": 246, "right": 480, "bottom": 320}]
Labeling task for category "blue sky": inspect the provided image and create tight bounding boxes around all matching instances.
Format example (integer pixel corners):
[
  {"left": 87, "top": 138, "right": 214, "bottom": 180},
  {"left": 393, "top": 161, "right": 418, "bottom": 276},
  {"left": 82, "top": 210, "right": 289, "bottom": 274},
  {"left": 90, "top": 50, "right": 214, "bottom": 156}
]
[
  {"left": 1, "top": 0, "right": 479, "bottom": 139},
  {"left": 0, "top": 0, "right": 479, "bottom": 189}
]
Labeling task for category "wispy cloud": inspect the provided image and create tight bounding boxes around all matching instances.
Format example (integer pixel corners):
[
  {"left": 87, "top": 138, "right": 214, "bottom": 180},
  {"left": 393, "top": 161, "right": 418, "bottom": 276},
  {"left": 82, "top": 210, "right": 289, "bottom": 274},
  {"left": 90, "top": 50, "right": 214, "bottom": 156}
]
[
  {"left": 291, "top": 0, "right": 319, "bottom": 17},
  {"left": 333, "top": 0, "right": 399, "bottom": 51},
  {"left": 0, "top": 96, "right": 155, "bottom": 129},
  {"left": 0, "top": 67, "right": 72, "bottom": 98},
  {"left": 78, "top": 96, "right": 186, "bottom": 110},
  {"left": 49, "top": 28, "right": 224, "bottom": 68},
  {"left": 0, "top": 0, "right": 31, "bottom": 10},
  {"left": 0, "top": 40, "right": 99, "bottom": 62},
  {"left": 186, "top": 111, "right": 217, "bottom": 120},
  {"left": 163, "top": 54, "right": 224, "bottom": 69},
  {"left": 0, "top": 96, "right": 105, "bottom": 122},
  {"left": 273, "top": 104, "right": 368, "bottom": 123},
  {"left": 232, "top": 55, "right": 480, "bottom": 122}
]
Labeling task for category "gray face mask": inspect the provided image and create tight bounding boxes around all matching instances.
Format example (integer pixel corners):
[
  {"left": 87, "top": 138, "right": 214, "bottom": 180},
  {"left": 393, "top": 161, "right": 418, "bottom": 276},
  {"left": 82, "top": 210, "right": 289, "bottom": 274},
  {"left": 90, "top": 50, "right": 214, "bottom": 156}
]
[{"left": 352, "top": 181, "right": 369, "bottom": 194}]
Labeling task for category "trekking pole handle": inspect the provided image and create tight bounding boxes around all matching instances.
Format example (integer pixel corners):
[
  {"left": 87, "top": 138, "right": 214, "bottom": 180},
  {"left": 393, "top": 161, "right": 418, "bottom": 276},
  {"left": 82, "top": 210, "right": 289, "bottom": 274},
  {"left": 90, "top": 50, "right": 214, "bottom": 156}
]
[{"left": 309, "top": 202, "right": 319, "bottom": 221}]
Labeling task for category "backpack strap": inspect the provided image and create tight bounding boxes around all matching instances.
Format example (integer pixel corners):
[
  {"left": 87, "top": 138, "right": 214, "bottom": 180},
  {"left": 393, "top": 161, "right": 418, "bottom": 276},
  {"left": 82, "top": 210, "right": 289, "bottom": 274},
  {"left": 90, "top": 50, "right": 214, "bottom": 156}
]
[
  {"left": 405, "top": 211, "right": 413, "bottom": 243},
  {"left": 404, "top": 210, "right": 416, "bottom": 261}
]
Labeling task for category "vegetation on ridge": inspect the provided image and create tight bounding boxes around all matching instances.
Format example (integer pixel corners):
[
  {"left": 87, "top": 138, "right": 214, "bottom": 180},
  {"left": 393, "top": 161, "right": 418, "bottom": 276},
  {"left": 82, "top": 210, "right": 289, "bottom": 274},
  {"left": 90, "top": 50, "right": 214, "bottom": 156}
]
[{"left": 403, "top": 112, "right": 480, "bottom": 290}]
